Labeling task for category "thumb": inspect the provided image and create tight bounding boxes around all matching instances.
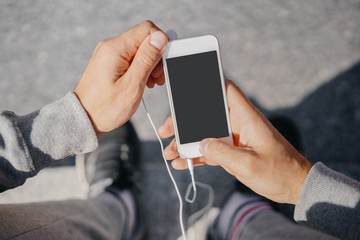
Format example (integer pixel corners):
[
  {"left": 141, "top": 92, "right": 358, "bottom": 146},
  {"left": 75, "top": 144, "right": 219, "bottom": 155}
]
[
  {"left": 124, "top": 31, "right": 168, "bottom": 86},
  {"left": 199, "top": 138, "right": 241, "bottom": 169}
]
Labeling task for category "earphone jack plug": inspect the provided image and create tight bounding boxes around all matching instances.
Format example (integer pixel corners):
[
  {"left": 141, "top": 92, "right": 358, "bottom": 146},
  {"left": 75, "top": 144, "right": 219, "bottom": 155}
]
[{"left": 187, "top": 158, "right": 197, "bottom": 192}]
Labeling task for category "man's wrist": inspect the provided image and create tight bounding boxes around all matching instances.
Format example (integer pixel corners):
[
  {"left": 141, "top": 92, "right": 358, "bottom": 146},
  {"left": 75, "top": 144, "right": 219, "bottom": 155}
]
[
  {"left": 73, "top": 90, "right": 103, "bottom": 137},
  {"left": 290, "top": 156, "right": 314, "bottom": 205}
]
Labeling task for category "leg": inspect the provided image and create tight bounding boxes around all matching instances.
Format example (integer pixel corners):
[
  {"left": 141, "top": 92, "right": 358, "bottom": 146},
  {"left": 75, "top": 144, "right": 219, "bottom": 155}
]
[
  {"left": 239, "top": 210, "right": 339, "bottom": 240},
  {"left": 0, "top": 122, "right": 145, "bottom": 240},
  {"left": 0, "top": 191, "right": 131, "bottom": 239},
  {"left": 210, "top": 191, "right": 339, "bottom": 240}
]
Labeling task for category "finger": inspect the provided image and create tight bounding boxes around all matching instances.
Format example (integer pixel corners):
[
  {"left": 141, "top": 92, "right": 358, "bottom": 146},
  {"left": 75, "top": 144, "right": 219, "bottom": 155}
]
[
  {"left": 193, "top": 158, "right": 206, "bottom": 167},
  {"left": 171, "top": 158, "right": 207, "bottom": 170},
  {"left": 123, "top": 30, "right": 168, "bottom": 89},
  {"left": 171, "top": 158, "right": 187, "bottom": 170},
  {"left": 151, "top": 60, "right": 163, "bottom": 78},
  {"left": 147, "top": 73, "right": 165, "bottom": 88},
  {"left": 104, "top": 20, "right": 162, "bottom": 62},
  {"left": 164, "top": 138, "right": 179, "bottom": 160},
  {"left": 199, "top": 138, "right": 250, "bottom": 172},
  {"left": 198, "top": 156, "right": 218, "bottom": 166},
  {"left": 158, "top": 115, "right": 174, "bottom": 138},
  {"left": 90, "top": 21, "right": 164, "bottom": 84},
  {"left": 225, "top": 79, "right": 260, "bottom": 120},
  {"left": 154, "top": 72, "right": 165, "bottom": 86},
  {"left": 225, "top": 79, "right": 273, "bottom": 146},
  {"left": 146, "top": 76, "right": 156, "bottom": 88}
]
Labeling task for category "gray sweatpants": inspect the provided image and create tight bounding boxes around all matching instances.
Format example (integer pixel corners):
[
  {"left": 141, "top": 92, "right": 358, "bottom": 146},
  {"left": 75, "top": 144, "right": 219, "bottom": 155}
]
[
  {"left": 239, "top": 211, "right": 339, "bottom": 240},
  {"left": 0, "top": 196, "right": 338, "bottom": 240},
  {"left": 0, "top": 192, "right": 128, "bottom": 240}
]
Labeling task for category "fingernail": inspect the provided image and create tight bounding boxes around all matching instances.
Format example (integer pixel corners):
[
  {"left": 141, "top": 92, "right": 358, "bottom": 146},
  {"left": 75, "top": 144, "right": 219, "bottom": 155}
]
[
  {"left": 171, "top": 160, "right": 177, "bottom": 169},
  {"left": 150, "top": 31, "right": 167, "bottom": 50},
  {"left": 199, "top": 138, "right": 213, "bottom": 156}
]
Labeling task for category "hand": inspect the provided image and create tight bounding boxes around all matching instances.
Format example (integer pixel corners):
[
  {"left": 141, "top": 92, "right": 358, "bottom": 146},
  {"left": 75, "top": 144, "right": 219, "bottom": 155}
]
[
  {"left": 74, "top": 21, "right": 168, "bottom": 135},
  {"left": 158, "top": 79, "right": 313, "bottom": 204}
]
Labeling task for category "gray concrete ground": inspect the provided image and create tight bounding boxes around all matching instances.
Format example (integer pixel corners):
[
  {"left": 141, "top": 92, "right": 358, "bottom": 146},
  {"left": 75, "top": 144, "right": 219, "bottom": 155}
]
[{"left": 1, "top": 0, "right": 359, "bottom": 239}]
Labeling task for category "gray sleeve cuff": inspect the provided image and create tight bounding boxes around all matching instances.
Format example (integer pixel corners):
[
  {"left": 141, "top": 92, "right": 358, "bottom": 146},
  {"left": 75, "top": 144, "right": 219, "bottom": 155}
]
[
  {"left": 3, "top": 92, "right": 98, "bottom": 171},
  {"left": 294, "top": 162, "right": 360, "bottom": 239},
  {"left": 0, "top": 92, "right": 98, "bottom": 191},
  {"left": 29, "top": 92, "right": 98, "bottom": 161}
]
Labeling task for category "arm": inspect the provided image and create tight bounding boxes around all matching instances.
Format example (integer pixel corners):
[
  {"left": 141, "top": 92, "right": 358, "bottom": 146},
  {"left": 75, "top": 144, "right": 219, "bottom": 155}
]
[
  {"left": 295, "top": 162, "right": 360, "bottom": 240},
  {"left": 0, "top": 21, "right": 168, "bottom": 192},
  {"left": 0, "top": 93, "right": 97, "bottom": 192}
]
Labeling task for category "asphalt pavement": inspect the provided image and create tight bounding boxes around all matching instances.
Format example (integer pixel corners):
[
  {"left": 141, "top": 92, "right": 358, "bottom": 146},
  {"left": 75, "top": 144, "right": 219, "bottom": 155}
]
[{"left": 0, "top": 0, "right": 359, "bottom": 239}]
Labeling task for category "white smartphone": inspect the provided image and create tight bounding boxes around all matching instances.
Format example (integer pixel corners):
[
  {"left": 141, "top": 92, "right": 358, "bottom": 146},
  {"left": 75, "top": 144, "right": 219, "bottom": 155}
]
[{"left": 163, "top": 35, "right": 233, "bottom": 159}]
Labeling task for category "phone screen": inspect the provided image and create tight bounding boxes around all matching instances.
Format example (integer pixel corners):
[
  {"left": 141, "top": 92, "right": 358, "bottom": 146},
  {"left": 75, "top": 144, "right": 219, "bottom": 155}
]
[{"left": 166, "top": 50, "right": 229, "bottom": 144}]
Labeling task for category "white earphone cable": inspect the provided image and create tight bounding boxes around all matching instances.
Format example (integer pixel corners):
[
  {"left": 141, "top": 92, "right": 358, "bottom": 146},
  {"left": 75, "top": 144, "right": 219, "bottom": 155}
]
[
  {"left": 141, "top": 98, "right": 187, "bottom": 240},
  {"left": 142, "top": 98, "right": 215, "bottom": 240}
]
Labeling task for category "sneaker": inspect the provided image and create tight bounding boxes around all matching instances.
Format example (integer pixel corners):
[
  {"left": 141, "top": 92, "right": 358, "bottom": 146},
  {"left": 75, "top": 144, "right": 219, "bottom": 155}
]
[{"left": 76, "top": 121, "right": 145, "bottom": 239}]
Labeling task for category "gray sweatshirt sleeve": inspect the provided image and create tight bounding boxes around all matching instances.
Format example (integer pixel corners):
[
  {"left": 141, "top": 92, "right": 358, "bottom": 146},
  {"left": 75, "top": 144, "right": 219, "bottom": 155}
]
[
  {"left": 0, "top": 92, "right": 98, "bottom": 192},
  {"left": 294, "top": 162, "right": 360, "bottom": 240}
]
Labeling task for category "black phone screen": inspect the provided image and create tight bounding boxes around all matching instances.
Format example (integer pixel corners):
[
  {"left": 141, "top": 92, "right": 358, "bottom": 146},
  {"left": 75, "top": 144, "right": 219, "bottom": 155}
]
[{"left": 166, "top": 50, "right": 229, "bottom": 144}]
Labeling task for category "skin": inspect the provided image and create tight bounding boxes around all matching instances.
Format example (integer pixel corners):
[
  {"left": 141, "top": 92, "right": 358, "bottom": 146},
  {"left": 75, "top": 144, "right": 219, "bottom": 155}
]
[
  {"left": 158, "top": 80, "right": 313, "bottom": 204},
  {"left": 74, "top": 20, "right": 168, "bottom": 135}
]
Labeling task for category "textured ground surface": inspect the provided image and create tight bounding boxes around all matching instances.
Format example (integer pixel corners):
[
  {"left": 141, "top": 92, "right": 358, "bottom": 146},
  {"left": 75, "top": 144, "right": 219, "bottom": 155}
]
[{"left": 0, "top": 0, "right": 359, "bottom": 239}]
